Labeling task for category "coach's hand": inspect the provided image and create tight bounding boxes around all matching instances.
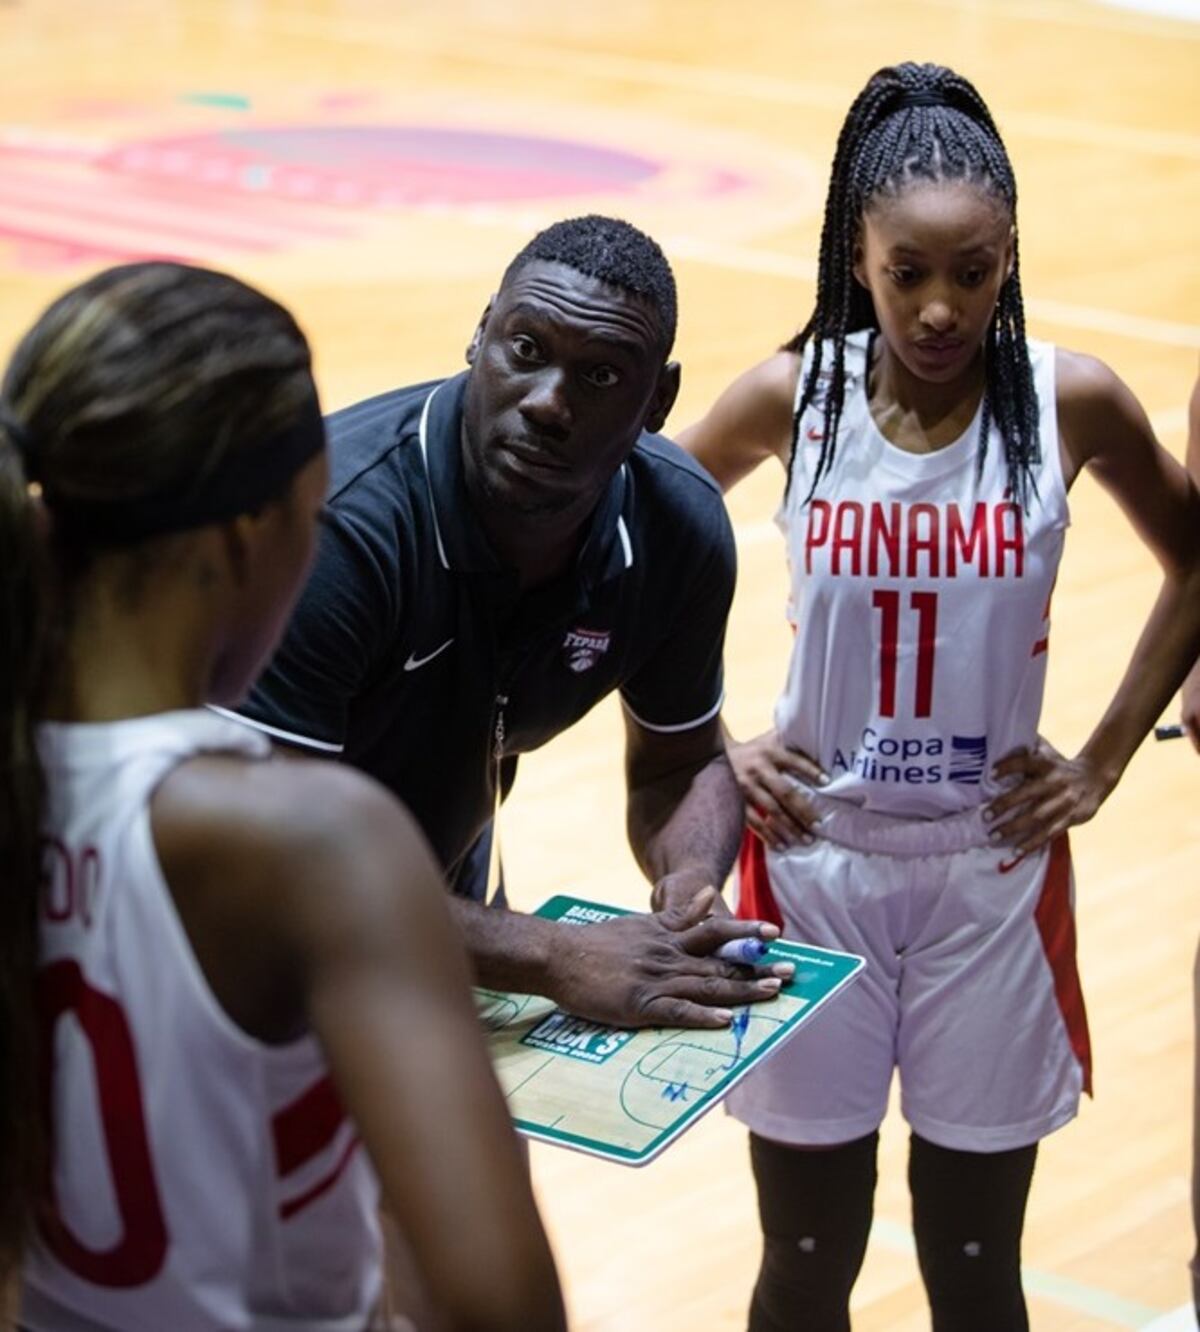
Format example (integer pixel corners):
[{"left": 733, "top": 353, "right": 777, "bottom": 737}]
[
  {"left": 651, "top": 865, "right": 731, "bottom": 914},
  {"left": 984, "top": 738, "right": 1113, "bottom": 856},
  {"left": 728, "top": 728, "right": 827, "bottom": 849},
  {"left": 546, "top": 888, "right": 793, "bottom": 1030}
]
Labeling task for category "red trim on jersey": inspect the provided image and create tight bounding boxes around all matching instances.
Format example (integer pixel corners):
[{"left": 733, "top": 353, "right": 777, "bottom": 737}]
[
  {"left": 272, "top": 1074, "right": 347, "bottom": 1177},
  {"left": 1031, "top": 636, "right": 1049, "bottom": 657},
  {"left": 1033, "top": 834, "right": 1092, "bottom": 1095},
  {"left": 735, "top": 829, "right": 784, "bottom": 932},
  {"left": 278, "top": 1134, "right": 363, "bottom": 1221}
]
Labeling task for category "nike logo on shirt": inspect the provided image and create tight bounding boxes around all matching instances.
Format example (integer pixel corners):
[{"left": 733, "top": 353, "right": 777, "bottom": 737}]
[{"left": 403, "top": 638, "right": 455, "bottom": 671}]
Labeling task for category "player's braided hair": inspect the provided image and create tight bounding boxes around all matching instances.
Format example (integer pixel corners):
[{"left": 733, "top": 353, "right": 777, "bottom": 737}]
[{"left": 786, "top": 62, "right": 1039, "bottom": 506}]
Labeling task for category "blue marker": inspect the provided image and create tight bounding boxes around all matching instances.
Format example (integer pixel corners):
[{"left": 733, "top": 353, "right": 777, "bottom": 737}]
[{"left": 714, "top": 937, "right": 769, "bottom": 965}]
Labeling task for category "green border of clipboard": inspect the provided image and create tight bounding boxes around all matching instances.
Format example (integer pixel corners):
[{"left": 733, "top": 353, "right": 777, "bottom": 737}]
[{"left": 497, "top": 895, "right": 865, "bottom": 1166}]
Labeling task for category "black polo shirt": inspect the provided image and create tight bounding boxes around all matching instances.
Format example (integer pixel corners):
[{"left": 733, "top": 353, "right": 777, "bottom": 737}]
[{"left": 225, "top": 371, "right": 736, "bottom": 895}]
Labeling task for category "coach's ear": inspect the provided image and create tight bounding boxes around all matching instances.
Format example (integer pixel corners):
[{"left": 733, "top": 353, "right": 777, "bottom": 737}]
[
  {"left": 465, "top": 297, "right": 495, "bottom": 366},
  {"left": 643, "top": 361, "right": 681, "bottom": 434}
]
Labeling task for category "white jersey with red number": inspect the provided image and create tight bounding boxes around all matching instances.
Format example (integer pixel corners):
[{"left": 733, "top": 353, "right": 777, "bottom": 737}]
[
  {"left": 21, "top": 711, "right": 382, "bottom": 1332},
  {"left": 777, "top": 330, "right": 1067, "bottom": 818}
]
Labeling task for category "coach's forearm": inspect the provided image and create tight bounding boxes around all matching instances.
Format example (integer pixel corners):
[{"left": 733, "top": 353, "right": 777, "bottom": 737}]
[
  {"left": 627, "top": 751, "right": 745, "bottom": 904},
  {"left": 448, "top": 896, "right": 559, "bottom": 994}
]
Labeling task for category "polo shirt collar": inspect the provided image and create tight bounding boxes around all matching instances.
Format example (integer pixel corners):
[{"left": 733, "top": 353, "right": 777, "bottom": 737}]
[{"left": 417, "top": 372, "right": 635, "bottom": 587}]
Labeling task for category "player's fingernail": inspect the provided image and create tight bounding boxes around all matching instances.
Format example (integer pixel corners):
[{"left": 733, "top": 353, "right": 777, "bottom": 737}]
[
  {"left": 982, "top": 807, "right": 995, "bottom": 822},
  {"left": 772, "top": 963, "right": 796, "bottom": 979},
  {"left": 713, "top": 1009, "right": 734, "bottom": 1024},
  {"left": 988, "top": 829, "right": 1001, "bottom": 843},
  {"left": 818, "top": 772, "right": 831, "bottom": 785},
  {"left": 758, "top": 923, "right": 781, "bottom": 939},
  {"left": 801, "top": 833, "right": 815, "bottom": 845},
  {"left": 758, "top": 978, "right": 783, "bottom": 991}
]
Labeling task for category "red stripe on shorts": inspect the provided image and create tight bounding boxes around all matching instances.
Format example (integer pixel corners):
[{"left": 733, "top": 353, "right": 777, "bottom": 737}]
[
  {"left": 735, "top": 829, "right": 784, "bottom": 932},
  {"left": 1033, "top": 834, "right": 1092, "bottom": 1095}
]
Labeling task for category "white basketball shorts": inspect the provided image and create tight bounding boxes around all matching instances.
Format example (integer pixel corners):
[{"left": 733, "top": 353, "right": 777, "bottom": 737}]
[{"left": 727, "top": 798, "right": 1091, "bottom": 1153}]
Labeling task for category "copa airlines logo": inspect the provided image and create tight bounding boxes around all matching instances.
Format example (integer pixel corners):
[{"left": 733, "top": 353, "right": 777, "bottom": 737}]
[
  {"left": 563, "top": 627, "right": 611, "bottom": 673},
  {"left": 831, "top": 726, "right": 988, "bottom": 786}
]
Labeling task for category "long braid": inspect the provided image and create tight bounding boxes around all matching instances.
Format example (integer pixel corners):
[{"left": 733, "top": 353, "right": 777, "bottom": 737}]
[{"left": 785, "top": 62, "right": 1040, "bottom": 508}]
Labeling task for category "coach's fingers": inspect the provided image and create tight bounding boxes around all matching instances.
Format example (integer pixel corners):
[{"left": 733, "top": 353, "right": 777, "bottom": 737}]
[
  {"left": 643, "top": 973, "right": 783, "bottom": 1019},
  {"left": 638, "top": 997, "right": 735, "bottom": 1029},
  {"left": 677, "top": 911, "right": 778, "bottom": 956},
  {"left": 657, "top": 884, "right": 720, "bottom": 932}
]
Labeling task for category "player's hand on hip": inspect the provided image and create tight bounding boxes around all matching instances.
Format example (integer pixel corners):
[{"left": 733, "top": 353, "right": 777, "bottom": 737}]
[
  {"left": 727, "top": 728, "right": 827, "bottom": 850},
  {"left": 1181, "top": 660, "right": 1200, "bottom": 753},
  {"left": 547, "top": 888, "right": 793, "bottom": 1030},
  {"left": 983, "top": 738, "right": 1112, "bottom": 855}
]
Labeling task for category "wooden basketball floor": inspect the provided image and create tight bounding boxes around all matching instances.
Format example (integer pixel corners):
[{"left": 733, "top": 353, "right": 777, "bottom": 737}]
[{"left": 1, "top": 1, "right": 1197, "bottom": 1326}]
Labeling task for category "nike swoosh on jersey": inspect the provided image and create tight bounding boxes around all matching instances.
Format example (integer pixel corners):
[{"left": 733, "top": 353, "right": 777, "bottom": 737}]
[{"left": 403, "top": 638, "right": 455, "bottom": 671}]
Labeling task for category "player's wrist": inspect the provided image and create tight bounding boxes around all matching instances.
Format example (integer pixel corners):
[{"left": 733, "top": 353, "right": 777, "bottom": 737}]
[{"left": 1073, "top": 743, "right": 1123, "bottom": 801}]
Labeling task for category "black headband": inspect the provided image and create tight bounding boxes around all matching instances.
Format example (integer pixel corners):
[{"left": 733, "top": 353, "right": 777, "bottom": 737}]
[
  {"left": 897, "top": 89, "right": 944, "bottom": 109},
  {"left": 41, "top": 393, "right": 326, "bottom": 544}
]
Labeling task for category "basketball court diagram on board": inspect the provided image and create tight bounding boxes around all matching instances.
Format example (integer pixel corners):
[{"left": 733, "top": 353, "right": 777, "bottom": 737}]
[{"left": 478, "top": 896, "right": 863, "bottom": 1165}]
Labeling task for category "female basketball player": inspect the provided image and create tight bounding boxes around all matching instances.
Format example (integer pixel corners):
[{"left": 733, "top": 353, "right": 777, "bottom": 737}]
[
  {"left": 680, "top": 63, "right": 1200, "bottom": 1332},
  {"left": 0, "top": 262, "right": 564, "bottom": 1331}
]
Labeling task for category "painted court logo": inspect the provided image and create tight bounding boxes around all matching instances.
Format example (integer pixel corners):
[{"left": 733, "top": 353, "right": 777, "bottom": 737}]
[
  {"left": 522, "top": 1012, "right": 633, "bottom": 1064},
  {"left": 562, "top": 626, "right": 611, "bottom": 673}
]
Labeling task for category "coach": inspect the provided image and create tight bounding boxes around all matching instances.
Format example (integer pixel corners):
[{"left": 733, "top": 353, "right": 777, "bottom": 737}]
[{"left": 220, "top": 215, "right": 787, "bottom": 1026}]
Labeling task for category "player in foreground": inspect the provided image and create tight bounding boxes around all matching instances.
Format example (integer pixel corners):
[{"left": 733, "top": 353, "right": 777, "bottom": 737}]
[
  {"left": 681, "top": 62, "right": 1200, "bottom": 1332},
  {"left": 0, "top": 262, "right": 564, "bottom": 1331}
]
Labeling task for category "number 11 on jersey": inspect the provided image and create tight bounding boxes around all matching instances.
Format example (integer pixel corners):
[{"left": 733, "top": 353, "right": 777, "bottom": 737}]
[{"left": 872, "top": 589, "right": 938, "bottom": 719}]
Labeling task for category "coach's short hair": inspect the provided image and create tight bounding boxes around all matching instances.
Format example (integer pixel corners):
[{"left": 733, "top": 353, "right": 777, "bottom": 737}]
[{"left": 502, "top": 215, "right": 678, "bottom": 354}]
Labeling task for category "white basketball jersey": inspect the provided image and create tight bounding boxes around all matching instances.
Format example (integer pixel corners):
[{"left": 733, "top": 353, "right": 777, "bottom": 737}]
[
  {"left": 22, "top": 711, "right": 382, "bottom": 1332},
  {"left": 776, "top": 331, "right": 1067, "bottom": 818}
]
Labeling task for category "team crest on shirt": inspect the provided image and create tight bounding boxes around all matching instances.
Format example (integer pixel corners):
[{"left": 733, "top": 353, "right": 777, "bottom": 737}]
[{"left": 562, "top": 627, "right": 611, "bottom": 673}]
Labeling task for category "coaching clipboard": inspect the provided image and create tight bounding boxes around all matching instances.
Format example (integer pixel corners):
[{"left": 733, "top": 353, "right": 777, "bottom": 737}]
[{"left": 477, "top": 895, "right": 864, "bottom": 1166}]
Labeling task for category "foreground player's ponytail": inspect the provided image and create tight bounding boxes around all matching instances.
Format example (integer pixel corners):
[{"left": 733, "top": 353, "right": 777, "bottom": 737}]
[
  {"left": 0, "top": 262, "right": 318, "bottom": 1276},
  {"left": 0, "top": 413, "right": 48, "bottom": 1281},
  {"left": 786, "top": 61, "right": 1039, "bottom": 508}
]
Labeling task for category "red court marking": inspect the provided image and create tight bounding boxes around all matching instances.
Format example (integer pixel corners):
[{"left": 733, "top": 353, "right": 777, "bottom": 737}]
[{"left": 0, "top": 121, "right": 753, "bottom": 269}]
